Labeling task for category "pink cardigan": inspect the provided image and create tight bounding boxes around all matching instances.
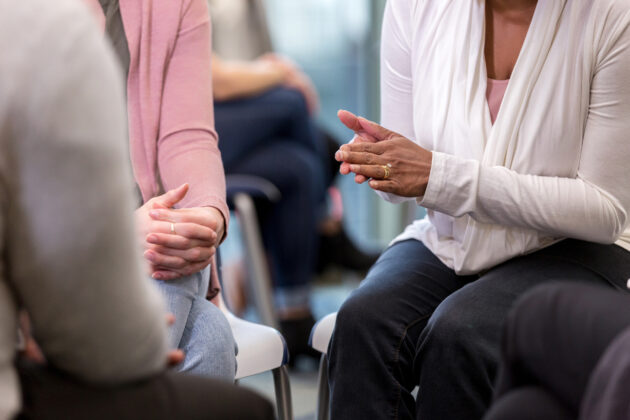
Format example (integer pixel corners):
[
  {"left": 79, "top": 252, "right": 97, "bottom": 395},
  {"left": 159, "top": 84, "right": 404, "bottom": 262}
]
[{"left": 85, "top": 0, "right": 227, "bottom": 301}]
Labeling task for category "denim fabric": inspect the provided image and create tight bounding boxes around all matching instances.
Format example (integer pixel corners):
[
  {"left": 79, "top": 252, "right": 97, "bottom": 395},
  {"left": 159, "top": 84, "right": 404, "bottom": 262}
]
[
  {"left": 215, "top": 87, "right": 327, "bottom": 309},
  {"left": 153, "top": 266, "right": 236, "bottom": 381},
  {"left": 327, "top": 239, "right": 630, "bottom": 420}
]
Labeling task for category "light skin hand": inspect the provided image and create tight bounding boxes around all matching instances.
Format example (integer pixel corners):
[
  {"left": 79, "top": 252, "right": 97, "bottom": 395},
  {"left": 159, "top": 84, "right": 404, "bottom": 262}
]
[
  {"left": 260, "top": 53, "right": 320, "bottom": 114},
  {"left": 135, "top": 184, "right": 226, "bottom": 280},
  {"left": 336, "top": 112, "right": 433, "bottom": 197}
]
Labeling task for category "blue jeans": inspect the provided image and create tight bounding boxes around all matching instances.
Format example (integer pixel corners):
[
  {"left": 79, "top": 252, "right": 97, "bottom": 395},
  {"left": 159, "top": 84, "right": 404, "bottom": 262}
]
[
  {"left": 153, "top": 266, "right": 236, "bottom": 381},
  {"left": 327, "top": 239, "right": 630, "bottom": 420},
  {"left": 216, "top": 87, "right": 327, "bottom": 310}
]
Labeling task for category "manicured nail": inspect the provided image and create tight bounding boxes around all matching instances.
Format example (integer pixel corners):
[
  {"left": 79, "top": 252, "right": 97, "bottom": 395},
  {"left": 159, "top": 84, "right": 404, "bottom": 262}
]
[
  {"left": 149, "top": 210, "right": 161, "bottom": 218},
  {"left": 147, "top": 234, "right": 158, "bottom": 243}
]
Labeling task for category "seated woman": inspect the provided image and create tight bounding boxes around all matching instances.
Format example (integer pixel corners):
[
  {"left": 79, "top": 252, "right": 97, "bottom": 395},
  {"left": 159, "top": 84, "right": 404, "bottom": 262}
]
[
  {"left": 330, "top": 0, "right": 630, "bottom": 418},
  {"left": 211, "top": 53, "right": 377, "bottom": 358},
  {"left": 88, "top": 0, "right": 235, "bottom": 379},
  {"left": 484, "top": 283, "right": 630, "bottom": 420}
]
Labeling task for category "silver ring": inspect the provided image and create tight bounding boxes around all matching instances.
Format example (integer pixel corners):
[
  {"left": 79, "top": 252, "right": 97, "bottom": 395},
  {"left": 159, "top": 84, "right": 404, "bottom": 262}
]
[{"left": 170, "top": 222, "right": 176, "bottom": 235}]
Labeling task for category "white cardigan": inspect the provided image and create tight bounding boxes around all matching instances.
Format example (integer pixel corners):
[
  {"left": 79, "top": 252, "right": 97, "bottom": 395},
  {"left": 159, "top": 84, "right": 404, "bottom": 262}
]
[{"left": 380, "top": 0, "right": 630, "bottom": 274}]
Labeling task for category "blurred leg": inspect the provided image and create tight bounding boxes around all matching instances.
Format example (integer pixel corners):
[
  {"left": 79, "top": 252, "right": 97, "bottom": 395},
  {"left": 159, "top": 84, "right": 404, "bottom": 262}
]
[
  {"left": 484, "top": 387, "right": 574, "bottom": 420},
  {"left": 17, "top": 361, "right": 274, "bottom": 420},
  {"left": 493, "top": 283, "right": 630, "bottom": 417}
]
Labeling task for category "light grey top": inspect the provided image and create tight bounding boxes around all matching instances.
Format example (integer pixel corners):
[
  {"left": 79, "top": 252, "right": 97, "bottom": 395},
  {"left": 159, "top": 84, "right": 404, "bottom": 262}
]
[{"left": 0, "top": 0, "right": 168, "bottom": 418}]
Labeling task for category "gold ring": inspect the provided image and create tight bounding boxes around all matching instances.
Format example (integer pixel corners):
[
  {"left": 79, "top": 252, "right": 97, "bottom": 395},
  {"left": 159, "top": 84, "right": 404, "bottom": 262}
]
[
  {"left": 381, "top": 164, "right": 392, "bottom": 180},
  {"left": 170, "top": 222, "right": 176, "bottom": 235}
]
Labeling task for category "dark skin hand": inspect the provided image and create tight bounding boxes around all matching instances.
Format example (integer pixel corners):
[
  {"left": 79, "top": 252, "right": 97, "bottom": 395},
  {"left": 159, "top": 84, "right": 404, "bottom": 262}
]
[{"left": 335, "top": 110, "right": 432, "bottom": 197}]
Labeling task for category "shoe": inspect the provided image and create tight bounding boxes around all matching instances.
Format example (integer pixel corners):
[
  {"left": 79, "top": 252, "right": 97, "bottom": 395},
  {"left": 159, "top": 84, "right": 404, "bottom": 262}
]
[{"left": 317, "top": 227, "right": 380, "bottom": 274}]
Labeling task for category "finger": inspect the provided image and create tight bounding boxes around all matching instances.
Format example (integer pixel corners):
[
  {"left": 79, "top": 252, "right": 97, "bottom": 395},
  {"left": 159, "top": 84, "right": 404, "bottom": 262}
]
[
  {"left": 152, "top": 259, "right": 211, "bottom": 281},
  {"left": 167, "top": 350, "right": 185, "bottom": 367},
  {"left": 340, "top": 161, "right": 352, "bottom": 175},
  {"left": 337, "top": 109, "right": 362, "bottom": 131},
  {"left": 341, "top": 142, "right": 384, "bottom": 154},
  {"left": 154, "top": 184, "right": 189, "bottom": 209},
  {"left": 357, "top": 117, "right": 399, "bottom": 141},
  {"left": 338, "top": 151, "right": 382, "bottom": 165},
  {"left": 152, "top": 221, "right": 216, "bottom": 242},
  {"left": 355, "top": 174, "right": 368, "bottom": 184},
  {"left": 369, "top": 179, "right": 398, "bottom": 193},
  {"left": 148, "top": 244, "right": 216, "bottom": 263},
  {"left": 349, "top": 164, "right": 389, "bottom": 180},
  {"left": 145, "top": 250, "right": 188, "bottom": 270},
  {"left": 146, "top": 233, "right": 214, "bottom": 250},
  {"left": 149, "top": 208, "right": 218, "bottom": 231}
]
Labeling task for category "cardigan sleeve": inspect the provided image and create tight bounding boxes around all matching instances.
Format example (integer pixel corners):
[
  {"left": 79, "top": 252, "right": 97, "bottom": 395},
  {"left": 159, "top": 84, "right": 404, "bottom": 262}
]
[
  {"left": 376, "top": 0, "right": 417, "bottom": 204},
  {"left": 156, "top": 0, "right": 229, "bottom": 228},
  {"left": 419, "top": 22, "right": 630, "bottom": 244}
]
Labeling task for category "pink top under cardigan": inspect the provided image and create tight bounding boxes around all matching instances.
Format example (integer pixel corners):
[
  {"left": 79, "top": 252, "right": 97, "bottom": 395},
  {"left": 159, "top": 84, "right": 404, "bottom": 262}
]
[
  {"left": 84, "top": 0, "right": 228, "bottom": 301},
  {"left": 486, "top": 78, "right": 509, "bottom": 124}
]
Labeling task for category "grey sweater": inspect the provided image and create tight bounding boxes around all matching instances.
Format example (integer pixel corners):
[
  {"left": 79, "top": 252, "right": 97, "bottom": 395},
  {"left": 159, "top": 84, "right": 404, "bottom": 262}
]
[{"left": 0, "top": 0, "right": 168, "bottom": 418}]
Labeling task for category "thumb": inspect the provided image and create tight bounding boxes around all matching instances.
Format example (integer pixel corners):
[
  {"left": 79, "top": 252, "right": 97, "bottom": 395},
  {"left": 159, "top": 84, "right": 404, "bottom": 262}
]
[
  {"left": 155, "top": 184, "right": 189, "bottom": 209},
  {"left": 337, "top": 109, "right": 363, "bottom": 132},
  {"left": 357, "top": 117, "right": 397, "bottom": 141}
]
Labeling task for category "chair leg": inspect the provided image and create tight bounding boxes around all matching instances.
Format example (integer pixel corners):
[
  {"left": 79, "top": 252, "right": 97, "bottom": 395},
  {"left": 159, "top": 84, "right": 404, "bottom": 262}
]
[
  {"left": 233, "top": 193, "right": 279, "bottom": 330},
  {"left": 272, "top": 366, "right": 293, "bottom": 420},
  {"left": 315, "top": 354, "right": 330, "bottom": 420}
]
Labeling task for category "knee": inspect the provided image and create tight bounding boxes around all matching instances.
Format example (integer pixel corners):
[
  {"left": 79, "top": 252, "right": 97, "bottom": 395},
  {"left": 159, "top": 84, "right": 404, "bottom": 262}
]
[
  {"left": 334, "top": 287, "right": 388, "bottom": 339},
  {"left": 422, "top": 298, "right": 484, "bottom": 358}
]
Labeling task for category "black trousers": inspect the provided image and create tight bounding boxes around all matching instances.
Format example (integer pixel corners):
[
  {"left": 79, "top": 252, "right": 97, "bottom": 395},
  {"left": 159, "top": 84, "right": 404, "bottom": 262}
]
[
  {"left": 484, "top": 282, "right": 630, "bottom": 420},
  {"left": 327, "top": 239, "right": 630, "bottom": 420},
  {"left": 16, "top": 362, "right": 274, "bottom": 420}
]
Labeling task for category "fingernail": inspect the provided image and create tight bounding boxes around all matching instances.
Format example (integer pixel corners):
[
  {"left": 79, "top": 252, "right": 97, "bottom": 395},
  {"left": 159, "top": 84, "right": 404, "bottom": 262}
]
[
  {"left": 153, "top": 273, "right": 162, "bottom": 280},
  {"left": 147, "top": 234, "right": 158, "bottom": 242},
  {"left": 349, "top": 165, "right": 357, "bottom": 171},
  {"left": 149, "top": 210, "right": 160, "bottom": 218},
  {"left": 145, "top": 251, "right": 155, "bottom": 260}
]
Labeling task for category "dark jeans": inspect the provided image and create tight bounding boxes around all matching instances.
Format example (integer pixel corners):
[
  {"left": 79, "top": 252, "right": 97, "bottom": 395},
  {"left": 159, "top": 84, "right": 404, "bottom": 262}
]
[
  {"left": 327, "top": 239, "right": 630, "bottom": 420},
  {"left": 215, "top": 87, "right": 327, "bottom": 308},
  {"left": 484, "top": 283, "right": 630, "bottom": 420},
  {"left": 16, "top": 362, "right": 274, "bottom": 420}
]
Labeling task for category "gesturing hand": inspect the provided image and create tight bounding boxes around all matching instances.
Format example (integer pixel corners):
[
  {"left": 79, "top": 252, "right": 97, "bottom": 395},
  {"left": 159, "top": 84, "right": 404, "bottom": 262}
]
[
  {"left": 135, "top": 184, "right": 225, "bottom": 281},
  {"left": 336, "top": 111, "right": 432, "bottom": 197}
]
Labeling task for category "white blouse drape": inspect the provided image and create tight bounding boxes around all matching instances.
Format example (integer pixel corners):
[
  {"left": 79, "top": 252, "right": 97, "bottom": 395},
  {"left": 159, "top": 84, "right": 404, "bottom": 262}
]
[{"left": 379, "top": 0, "right": 630, "bottom": 274}]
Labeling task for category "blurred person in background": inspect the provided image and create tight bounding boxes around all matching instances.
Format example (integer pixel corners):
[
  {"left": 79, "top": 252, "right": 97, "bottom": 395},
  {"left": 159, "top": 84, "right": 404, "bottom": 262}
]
[
  {"left": 0, "top": 0, "right": 273, "bottom": 418},
  {"left": 211, "top": 52, "right": 379, "bottom": 362},
  {"left": 85, "top": 0, "right": 235, "bottom": 379}
]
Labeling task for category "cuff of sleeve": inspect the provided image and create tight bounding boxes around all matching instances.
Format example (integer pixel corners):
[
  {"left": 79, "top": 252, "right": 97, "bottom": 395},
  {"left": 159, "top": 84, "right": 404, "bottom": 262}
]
[{"left": 416, "top": 151, "right": 447, "bottom": 208}]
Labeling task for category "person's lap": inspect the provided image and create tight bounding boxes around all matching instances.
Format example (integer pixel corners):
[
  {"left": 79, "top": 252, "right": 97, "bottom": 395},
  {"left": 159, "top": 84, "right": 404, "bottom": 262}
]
[
  {"left": 328, "top": 238, "right": 628, "bottom": 420},
  {"left": 153, "top": 267, "right": 236, "bottom": 380},
  {"left": 16, "top": 360, "right": 273, "bottom": 420}
]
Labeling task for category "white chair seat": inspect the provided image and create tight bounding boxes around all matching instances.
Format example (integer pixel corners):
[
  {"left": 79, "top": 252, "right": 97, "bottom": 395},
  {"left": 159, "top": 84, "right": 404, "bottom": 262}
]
[
  {"left": 225, "top": 312, "right": 289, "bottom": 379},
  {"left": 309, "top": 312, "right": 338, "bottom": 355}
]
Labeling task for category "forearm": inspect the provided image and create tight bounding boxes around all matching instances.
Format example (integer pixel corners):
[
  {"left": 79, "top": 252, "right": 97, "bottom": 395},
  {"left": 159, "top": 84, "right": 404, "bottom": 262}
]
[
  {"left": 212, "top": 60, "right": 285, "bottom": 101},
  {"left": 420, "top": 152, "right": 627, "bottom": 243}
]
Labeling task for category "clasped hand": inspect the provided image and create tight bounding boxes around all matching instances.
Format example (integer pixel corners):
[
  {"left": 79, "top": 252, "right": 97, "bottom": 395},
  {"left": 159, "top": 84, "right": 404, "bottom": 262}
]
[
  {"left": 335, "top": 110, "right": 432, "bottom": 197},
  {"left": 135, "top": 184, "right": 225, "bottom": 281}
]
